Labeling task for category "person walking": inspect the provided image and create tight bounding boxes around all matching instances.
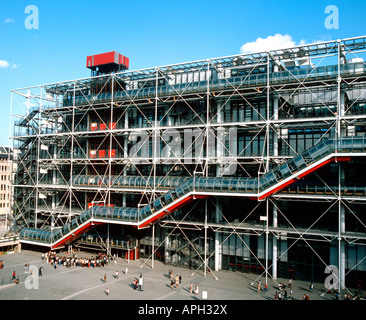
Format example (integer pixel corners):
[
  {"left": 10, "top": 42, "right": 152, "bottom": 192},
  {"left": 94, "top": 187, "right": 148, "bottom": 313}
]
[
  {"left": 133, "top": 279, "right": 138, "bottom": 290},
  {"left": 115, "top": 270, "right": 119, "bottom": 279},
  {"left": 288, "top": 278, "right": 293, "bottom": 288},
  {"left": 263, "top": 282, "right": 268, "bottom": 292},
  {"left": 12, "top": 271, "right": 16, "bottom": 281},
  {"left": 175, "top": 275, "right": 179, "bottom": 289},
  {"left": 189, "top": 283, "right": 193, "bottom": 294},
  {"left": 257, "top": 281, "right": 261, "bottom": 293},
  {"left": 309, "top": 282, "right": 313, "bottom": 292},
  {"left": 106, "top": 288, "right": 109, "bottom": 295},
  {"left": 278, "top": 282, "right": 283, "bottom": 291},
  {"left": 138, "top": 275, "right": 143, "bottom": 291},
  {"left": 194, "top": 283, "right": 199, "bottom": 295},
  {"left": 103, "top": 273, "right": 107, "bottom": 283}
]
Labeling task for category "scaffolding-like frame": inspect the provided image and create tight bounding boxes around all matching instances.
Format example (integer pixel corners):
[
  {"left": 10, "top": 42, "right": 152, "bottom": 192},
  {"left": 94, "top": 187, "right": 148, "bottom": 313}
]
[{"left": 10, "top": 35, "right": 366, "bottom": 293}]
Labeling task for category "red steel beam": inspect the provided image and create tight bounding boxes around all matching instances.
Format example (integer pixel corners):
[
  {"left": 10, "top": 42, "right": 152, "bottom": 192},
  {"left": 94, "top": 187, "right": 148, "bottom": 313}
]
[
  {"left": 138, "top": 195, "right": 207, "bottom": 229},
  {"left": 51, "top": 222, "right": 103, "bottom": 249},
  {"left": 258, "top": 156, "right": 351, "bottom": 200}
]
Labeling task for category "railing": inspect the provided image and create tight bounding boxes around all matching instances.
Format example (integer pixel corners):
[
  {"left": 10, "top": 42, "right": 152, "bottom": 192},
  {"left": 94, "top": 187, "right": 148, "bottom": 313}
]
[
  {"left": 19, "top": 137, "right": 366, "bottom": 246},
  {"left": 71, "top": 175, "right": 191, "bottom": 190},
  {"left": 14, "top": 107, "right": 39, "bottom": 127},
  {"left": 283, "top": 181, "right": 366, "bottom": 196},
  {"left": 19, "top": 206, "right": 139, "bottom": 245},
  {"left": 60, "top": 63, "right": 366, "bottom": 108},
  {"left": 12, "top": 63, "right": 366, "bottom": 143},
  {"left": 77, "top": 234, "right": 137, "bottom": 249}
]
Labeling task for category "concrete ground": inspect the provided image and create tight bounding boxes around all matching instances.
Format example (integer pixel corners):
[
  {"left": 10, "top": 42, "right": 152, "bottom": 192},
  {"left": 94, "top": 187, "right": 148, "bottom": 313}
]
[{"left": 0, "top": 250, "right": 350, "bottom": 302}]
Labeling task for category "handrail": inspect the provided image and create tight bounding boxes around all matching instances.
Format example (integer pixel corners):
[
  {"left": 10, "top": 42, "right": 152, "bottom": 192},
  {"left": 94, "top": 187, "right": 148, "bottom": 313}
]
[
  {"left": 60, "top": 63, "right": 366, "bottom": 108},
  {"left": 19, "top": 137, "right": 366, "bottom": 247}
]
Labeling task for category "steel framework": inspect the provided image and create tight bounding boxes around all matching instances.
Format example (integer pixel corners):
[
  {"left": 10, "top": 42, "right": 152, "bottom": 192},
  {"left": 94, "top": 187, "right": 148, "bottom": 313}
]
[{"left": 10, "top": 35, "right": 366, "bottom": 293}]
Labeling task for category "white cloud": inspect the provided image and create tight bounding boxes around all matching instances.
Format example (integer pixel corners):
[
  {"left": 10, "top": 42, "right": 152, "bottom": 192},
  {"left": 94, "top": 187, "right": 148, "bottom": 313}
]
[
  {"left": 0, "top": 60, "right": 19, "bottom": 69},
  {"left": 3, "top": 18, "right": 15, "bottom": 23},
  {"left": 0, "top": 60, "right": 10, "bottom": 68},
  {"left": 240, "top": 34, "right": 306, "bottom": 54}
]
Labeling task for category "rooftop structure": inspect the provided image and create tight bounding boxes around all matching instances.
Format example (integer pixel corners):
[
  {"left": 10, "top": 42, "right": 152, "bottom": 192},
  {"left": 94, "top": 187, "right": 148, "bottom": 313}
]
[{"left": 87, "top": 51, "right": 129, "bottom": 76}]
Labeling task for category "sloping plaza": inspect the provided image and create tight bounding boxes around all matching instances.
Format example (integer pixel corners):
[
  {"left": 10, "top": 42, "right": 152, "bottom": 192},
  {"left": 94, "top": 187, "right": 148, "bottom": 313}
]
[{"left": 0, "top": 250, "right": 358, "bottom": 301}]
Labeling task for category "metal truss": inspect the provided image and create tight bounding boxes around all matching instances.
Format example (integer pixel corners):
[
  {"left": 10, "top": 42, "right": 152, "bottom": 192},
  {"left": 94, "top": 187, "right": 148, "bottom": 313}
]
[{"left": 9, "top": 35, "right": 366, "bottom": 292}]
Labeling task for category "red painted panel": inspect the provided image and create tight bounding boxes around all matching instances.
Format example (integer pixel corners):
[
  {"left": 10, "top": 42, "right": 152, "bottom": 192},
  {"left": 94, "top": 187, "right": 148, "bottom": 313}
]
[
  {"left": 52, "top": 222, "right": 102, "bottom": 249},
  {"left": 124, "top": 56, "right": 129, "bottom": 69},
  {"left": 87, "top": 52, "right": 129, "bottom": 69},
  {"left": 90, "top": 52, "right": 116, "bottom": 67},
  {"left": 88, "top": 203, "right": 114, "bottom": 208},
  {"left": 334, "top": 156, "right": 351, "bottom": 162},
  {"left": 165, "top": 195, "right": 193, "bottom": 213},
  {"left": 258, "top": 155, "right": 351, "bottom": 200},
  {"left": 138, "top": 195, "right": 207, "bottom": 229},
  {"left": 258, "top": 178, "right": 297, "bottom": 200},
  {"left": 297, "top": 159, "right": 333, "bottom": 179}
]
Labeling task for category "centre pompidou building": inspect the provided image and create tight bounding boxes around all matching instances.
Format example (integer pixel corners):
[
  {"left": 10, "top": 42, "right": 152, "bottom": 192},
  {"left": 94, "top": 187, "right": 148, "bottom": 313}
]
[{"left": 10, "top": 36, "right": 366, "bottom": 291}]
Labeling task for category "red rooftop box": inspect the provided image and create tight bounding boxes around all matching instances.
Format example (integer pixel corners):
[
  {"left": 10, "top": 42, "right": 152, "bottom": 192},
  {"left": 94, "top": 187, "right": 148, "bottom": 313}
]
[{"left": 86, "top": 51, "right": 129, "bottom": 70}]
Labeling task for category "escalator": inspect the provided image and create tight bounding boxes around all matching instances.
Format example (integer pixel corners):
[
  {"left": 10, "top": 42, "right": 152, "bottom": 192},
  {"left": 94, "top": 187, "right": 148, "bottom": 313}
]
[
  {"left": 17, "top": 108, "right": 39, "bottom": 127},
  {"left": 282, "top": 181, "right": 366, "bottom": 197},
  {"left": 19, "top": 137, "right": 366, "bottom": 249}
]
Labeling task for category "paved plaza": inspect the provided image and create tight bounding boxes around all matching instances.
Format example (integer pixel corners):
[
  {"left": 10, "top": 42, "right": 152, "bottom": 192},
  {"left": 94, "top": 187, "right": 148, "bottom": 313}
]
[{"left": 0, "top": 250, "right": 348, "bottom": 302}]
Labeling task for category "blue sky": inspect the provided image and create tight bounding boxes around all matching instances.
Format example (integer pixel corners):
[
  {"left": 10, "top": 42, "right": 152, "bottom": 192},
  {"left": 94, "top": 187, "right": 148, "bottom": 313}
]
[{"left": 0, "top": 0, "right": 365, "bottom": 147}]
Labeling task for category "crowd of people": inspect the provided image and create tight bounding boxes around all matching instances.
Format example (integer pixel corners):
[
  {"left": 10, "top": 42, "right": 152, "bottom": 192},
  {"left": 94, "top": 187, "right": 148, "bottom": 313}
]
[
  {"left": 43, "top": 251, "right": 113, "bottom": 269},
  {"left": 168, "top": 269, "right": 199, "bottom": 295},
  {"left": 261, "top": 278, "right": 364, "bottom": 300},
  {"left": 168, "top": 270, "right": 182, "bottom": 289},
  {"left": 343, "top": 293, "right": 362, "bottom": 300}
]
